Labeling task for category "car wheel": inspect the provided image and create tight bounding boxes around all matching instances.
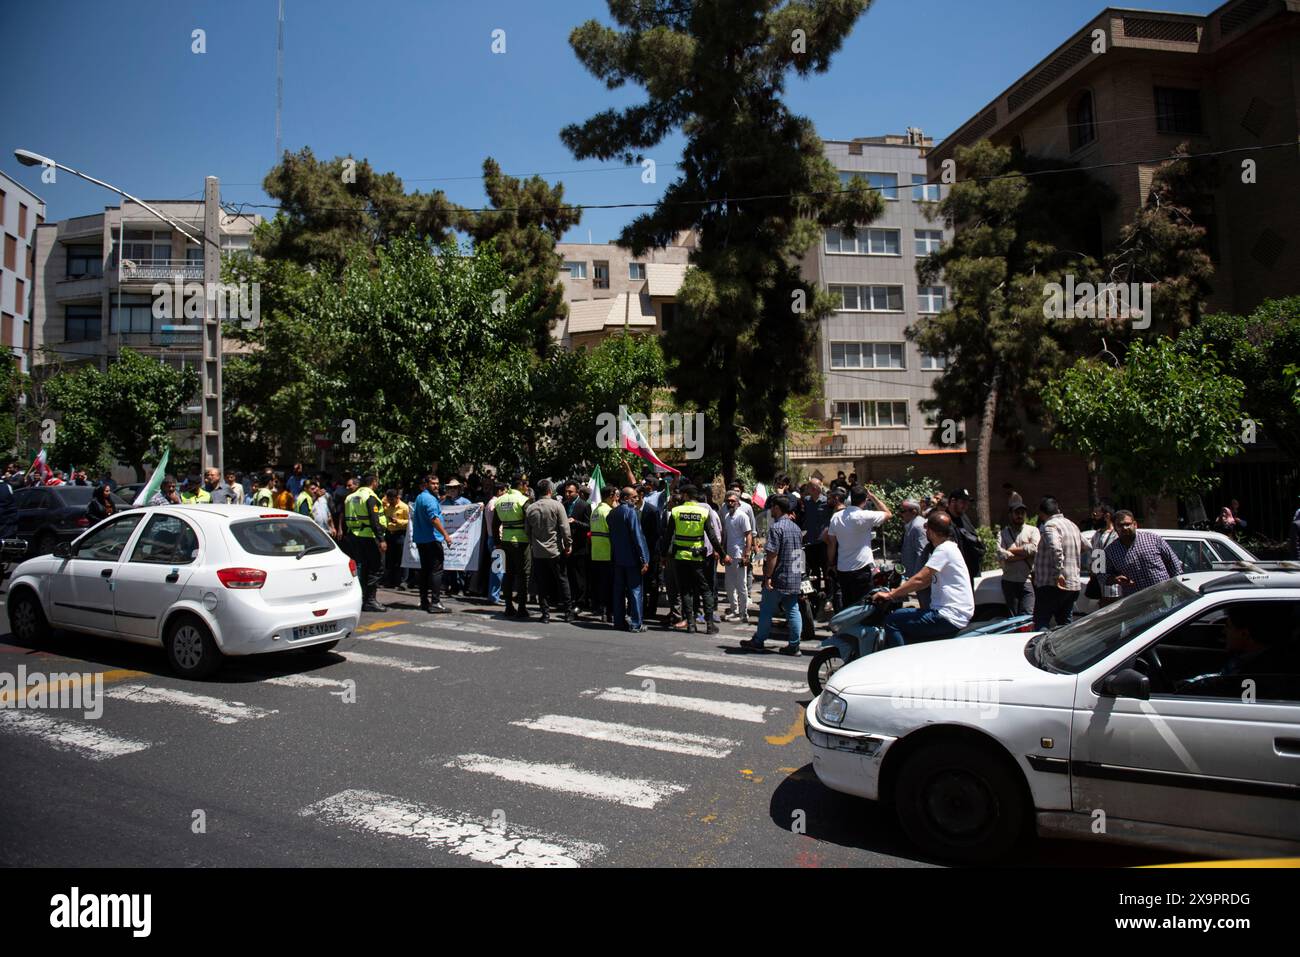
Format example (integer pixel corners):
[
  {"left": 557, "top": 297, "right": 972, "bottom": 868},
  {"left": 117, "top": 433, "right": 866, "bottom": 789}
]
[
  {"left": 303, "top": 640, "right": 340, "bottom": 655},
  {"left": 894, "top": 739, "right": 1028, "bottom": 864},
  {"left": 808, "top": 646, "right": 843, "bottom": 696},
  {"left": 8, "top": 589, "right": 50, "bottom": 645},
  {"left": 164, "top": 614, "right": 222, "bottom": 680}
]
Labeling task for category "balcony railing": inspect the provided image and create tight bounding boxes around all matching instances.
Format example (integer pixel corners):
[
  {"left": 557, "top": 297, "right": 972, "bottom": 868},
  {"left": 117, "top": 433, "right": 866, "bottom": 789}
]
[{"left": 119, "top": 259, "right": 203, "bottom": 282}]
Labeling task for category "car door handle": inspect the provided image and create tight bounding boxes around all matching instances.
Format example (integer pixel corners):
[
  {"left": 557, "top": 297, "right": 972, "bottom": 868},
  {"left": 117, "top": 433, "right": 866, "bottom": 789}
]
[
  {"left": 1276, "top": 737, "right": 1300, "bottom": 757},
  {"left": 165, "top": 570, "right": 180, "bottom": 583},
  {"left": 100, "top": 568, "right": 112, "bottom": 578}
]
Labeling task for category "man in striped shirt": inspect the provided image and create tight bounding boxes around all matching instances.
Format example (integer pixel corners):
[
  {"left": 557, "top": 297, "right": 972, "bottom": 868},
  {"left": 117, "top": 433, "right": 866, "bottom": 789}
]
[{"left": 1103, "top": 510, "right": 1183, "bottom": 597}]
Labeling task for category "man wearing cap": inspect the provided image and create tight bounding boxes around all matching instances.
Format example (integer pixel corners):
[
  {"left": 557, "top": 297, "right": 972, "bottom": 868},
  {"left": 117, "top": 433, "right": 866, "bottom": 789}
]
[
  {"left": 946, "top": 489, "right": 986, "bottom": 585},
  {"left": 997, "top": 498, "right": 1039, "bottom": 616}
]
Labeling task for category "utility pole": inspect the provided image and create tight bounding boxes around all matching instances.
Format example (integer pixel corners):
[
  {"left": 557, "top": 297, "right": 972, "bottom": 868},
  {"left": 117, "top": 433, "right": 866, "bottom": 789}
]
[{"left": 202, "top": 176, "right": 222, "bottom": 473}]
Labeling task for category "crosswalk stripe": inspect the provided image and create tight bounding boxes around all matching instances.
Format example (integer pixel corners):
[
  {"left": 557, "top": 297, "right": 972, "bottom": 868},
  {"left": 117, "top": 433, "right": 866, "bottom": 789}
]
[
  {"left": 0, "top": 710, "right": 151, "bottom": 761},
  {"left": 582, "top": 686, "right": 773, "bottom": 723},
  {"left": 674, "top": 650, "right": 807, "bottom": 672},
  {"left": 104, "top": 685, "right": 278, "bottom": 724},
  {"left": 300, "top": 789, "right": 602, "bottom": 868},
  {"left": 418, "top": 620, "right": 541, "bottom": 640},
  {"left": 445, "top": 753, "right": 686, "bottom": 809},
  {"left": 370, "top": 633, "right": 499, "bottom": 654},
  {"left": 510, "top": 714, "right": 741, "bottom": 758},
  {"left": 264, "top": 674, "right": 351, "bottom": 689},
  {"left": 627, "top": 664, "right": 806, "bottom": 694},
  {"left": 338, "top": 651, "right": 440, "bottom": 673}
]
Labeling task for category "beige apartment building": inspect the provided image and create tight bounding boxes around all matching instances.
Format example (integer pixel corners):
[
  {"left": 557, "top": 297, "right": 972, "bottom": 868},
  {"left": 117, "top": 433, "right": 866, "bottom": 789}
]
[
  {"left": 1, "top": 172, "right": 46, "bottom": 374},
  {"left": 32, "top": 200, "right": 260, "bottom": 372},
  {"left": 553, "top": 231, "right": 695, "bottom": 350}
]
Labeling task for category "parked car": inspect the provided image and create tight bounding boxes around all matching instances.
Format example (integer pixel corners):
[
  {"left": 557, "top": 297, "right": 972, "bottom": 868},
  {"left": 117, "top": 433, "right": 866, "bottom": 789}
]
[
  {"left": 805, "top": 566, "right": 1300, "bottom": 863},
  {"left": 4, "top": 504, "right": 361, "bottom": 678},
  {"left": 13, "top": 484, "right": 135, "bottom": 557},
  {"left": 971, "top": 527, "right": 1256, "bottom": 620}
]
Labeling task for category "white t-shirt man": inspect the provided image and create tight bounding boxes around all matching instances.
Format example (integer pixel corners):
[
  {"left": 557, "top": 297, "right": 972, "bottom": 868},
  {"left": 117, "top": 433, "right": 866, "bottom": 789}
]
[
  {"left": 926, "top": 540, "right": 975, "bottom": 629},
  {"left": 721, "top": 505, "right": 753, "bottom": 560},
  {"left": 828, "top": 504, "right": 888, "bottom": 572}
]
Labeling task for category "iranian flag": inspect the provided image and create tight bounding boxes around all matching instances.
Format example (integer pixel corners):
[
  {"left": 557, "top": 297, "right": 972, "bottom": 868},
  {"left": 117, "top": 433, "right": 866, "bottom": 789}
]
[
  {"left": 620, "top": 409, "right": 680, "bottom": 475},
  {"left": 133, "top": 446, "right": 171, "bottom": 506},
  {"left": 588, "top": 464, "right": 604, "bottom": 504},
  {"left": 28, "top": 448, "right": 52, "bottom": 481},
  {"left": 752, "top": 483, "right": 768, "bottom": 509}
]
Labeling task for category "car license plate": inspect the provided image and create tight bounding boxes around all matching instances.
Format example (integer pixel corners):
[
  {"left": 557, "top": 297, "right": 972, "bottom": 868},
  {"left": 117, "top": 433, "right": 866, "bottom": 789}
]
[{"left": 292, "top": 621, "right": 336, "bottom": 641}]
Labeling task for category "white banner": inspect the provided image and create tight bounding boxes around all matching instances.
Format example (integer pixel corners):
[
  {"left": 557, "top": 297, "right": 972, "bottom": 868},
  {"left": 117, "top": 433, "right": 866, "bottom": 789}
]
[{"left": 402, "top": 503, "right": 484, "bottom": 572}]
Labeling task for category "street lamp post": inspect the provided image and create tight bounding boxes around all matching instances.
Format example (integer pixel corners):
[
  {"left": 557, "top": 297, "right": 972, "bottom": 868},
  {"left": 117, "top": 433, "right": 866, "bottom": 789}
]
[{"left": 14, "top": 149, "right": 223, "bottom": 473}]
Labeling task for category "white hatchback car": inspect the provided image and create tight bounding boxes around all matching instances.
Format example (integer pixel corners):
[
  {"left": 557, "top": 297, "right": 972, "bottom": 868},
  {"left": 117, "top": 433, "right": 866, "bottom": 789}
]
[
  {"left": 5, "top": 505, "right": 361, "bottom": 678},
  {"left": 806, "top": 566, "right": 1300, "bottom": 863}
]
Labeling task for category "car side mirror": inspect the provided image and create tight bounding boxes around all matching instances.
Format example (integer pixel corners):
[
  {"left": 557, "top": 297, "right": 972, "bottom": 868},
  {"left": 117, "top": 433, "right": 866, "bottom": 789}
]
[
  {"left": 54, "top": 541, "right": 72, "bottom": 559},
  {"left": 1100, "top": 668, "right": 1150, "bottom": 700}
]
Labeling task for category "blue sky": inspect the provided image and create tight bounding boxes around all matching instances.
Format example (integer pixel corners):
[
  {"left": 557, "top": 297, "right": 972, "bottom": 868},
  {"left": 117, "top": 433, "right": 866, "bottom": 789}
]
[{"left": 4, "top": 0, "right": 1220, "bottom": 243}]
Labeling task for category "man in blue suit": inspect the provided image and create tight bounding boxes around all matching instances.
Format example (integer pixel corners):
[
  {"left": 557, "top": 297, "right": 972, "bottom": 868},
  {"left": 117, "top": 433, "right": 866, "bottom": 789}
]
[
  {"left": 636, "top": 481, "right": 660, "bottom": 624},
  {"left": 608, "top": 486, "right": 650, "bottom": 633}
]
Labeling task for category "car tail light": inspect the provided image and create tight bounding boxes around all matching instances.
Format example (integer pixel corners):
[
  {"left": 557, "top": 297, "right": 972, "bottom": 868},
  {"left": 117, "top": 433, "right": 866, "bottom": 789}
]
[
  {"left": 313, "top": 609, "right": 328, "bottom": 617},
  {"left": 1015, "top": 623, "right": 1034, "bottom": 633},
  {"left": 217, "top": 567, "right": 267, "bottom": 589},
  {"left": 75, "top": 517, "right": 90, "bottom": 527},
  {"left": 348, "top": 559, "right": 357, "bottom": 577}
]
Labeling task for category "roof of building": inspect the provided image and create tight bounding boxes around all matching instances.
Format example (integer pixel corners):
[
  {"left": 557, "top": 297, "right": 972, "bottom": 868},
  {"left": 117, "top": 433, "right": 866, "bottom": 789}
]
[
  {"left": 566, "top": 293, "right": 658, "bottom": 334},
  {"left": 645, "top": 262, "right": 688, "bottom": 297}
]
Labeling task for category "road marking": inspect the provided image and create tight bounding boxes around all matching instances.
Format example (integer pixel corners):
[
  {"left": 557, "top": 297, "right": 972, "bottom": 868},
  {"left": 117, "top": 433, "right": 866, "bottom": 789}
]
[
  {"left": 627, "top": 665, "right": 805, "bottom": 694},
  {"left": 339, "top": 651, "right": 440, "bottom": 673},
  {"left": 356, "top": 619, "right": 408, "bottom": 633},
  {"left": 674, "top": 651, "right": 806, "bottom": 672},
  {"left": 0, "top": 710, "right": 151, "bottom": 761},
  {"left": 264, "top": 673, "right": 352, "bottom": 689},
  {"left": 583, "top": 686, "right": 771, "bottom": 723},
  {"left": 0, "top": 668, "right": 148, "bottom": 707},
  {"left": 370, "top": 633, "right": 499, "bottom": 654},
  {"left": 300, "top": 789, "right": 602, "bottom": 868},
  {"left": 105, "top": 685, "right": 278, "bottom": 724},
  {"left": 418, "top": 620, "right": 541, "bottom": 641},
  {"left": 445, "top": 753, "right": 686, "bottom": 809},
  {"left": 511, "top": 714, "right": 741, "bottom": 759},
  {"left": 765, "top": 711, "right": 806, "bottom": 746}
]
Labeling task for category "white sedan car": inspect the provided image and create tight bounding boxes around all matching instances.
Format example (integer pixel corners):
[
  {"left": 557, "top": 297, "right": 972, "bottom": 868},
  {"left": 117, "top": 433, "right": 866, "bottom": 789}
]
[
  {"left": 5, "top": 505, "right": 361, "bottom": 678},
  {"left": 806, "top": 566, "right": 1300, "bottom": 863}
]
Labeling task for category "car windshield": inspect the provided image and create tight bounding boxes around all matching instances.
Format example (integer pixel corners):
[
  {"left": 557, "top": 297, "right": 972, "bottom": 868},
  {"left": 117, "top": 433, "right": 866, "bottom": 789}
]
[
  {"left": 230, "top": 518, "right": 334, "bottom": 557},
  {"left": 1038, "top": 578, "right": 1201, "bottom": 674}
]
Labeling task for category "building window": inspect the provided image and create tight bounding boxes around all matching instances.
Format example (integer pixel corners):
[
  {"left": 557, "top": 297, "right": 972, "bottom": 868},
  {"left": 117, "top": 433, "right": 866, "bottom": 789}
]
[
  {"left": 911, "top": 175, "right": 941, "bottom": 202},
  {"left": 565, "top": 261, "right": 587, "bottom": 280},
  {"left": 186, "top": 246, "right": 204, "bottom": 266},
  {"left": 1068, "top": 90, "right": 1097, "bottom": 150},
  {"left": 839, "top": 171, "right": 899, "bottom": 200},
  {"left": 1155, "top": 87, "right": 1202, "bottom": 135},
  {"left": 65, "top": 304, "right": 102, "bottom": 342},
  {"left": 835, "top": 400, "right": 909, "bottom": 428},
  {"left": 0, "top": 189, "right": 5, "bottom": 226},
  {"left": 918, "top": 286, "right": 946, "bottom": 313},
  {"left": 829, "top": 284, "right": 904, "bottom": 312},
  {"left": 13, "top": 279, "right": 24, "bottom": 317},
  {"left": 3, "top": 235, "right": 14, "bottom": 271},
  {"left": 593, "top": 261, "right": 610, "bottom": 290},
  {"left": 659, "top": 302, "right": 677, "bottom": 332},
  {"left": 825, "top": 227, "right": 899, "bottom": 256},
  {"left": 221, "top": 234, "right": 251, "bottom": 253},
  {"left": 1, "top": 313, "right": 11, "bottom": 348},
  {"left": 914, "top": 230, "right": 943, "bottom": 255},
  {"left": 629, "top": 262, "right": 645, "bottom": 280},
  {"left": 66, "top": 245, "right": 103, "bottom": 279},
  {"left": 830, "top": 342, "right": 904, "bottom": 370},
  {"left": 18, "top": 204, "right": 28, "bottom": 238},
  {"left": 920, "top": 352, "right": 948, "bottom": 370},
  {"left": 122, "top": 228, "right": 171, "bottom": 263},
  {"left": 109, "top": 294, "right": 156, "bottom": 334}
]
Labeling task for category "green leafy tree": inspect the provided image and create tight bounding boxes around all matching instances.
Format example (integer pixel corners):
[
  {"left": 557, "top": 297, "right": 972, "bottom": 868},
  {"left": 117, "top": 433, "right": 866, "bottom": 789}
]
[
  {"left": 561, "top": 0, "right": 883, "bottom": 481},
  {"left": 1175, "top": 295, "right": 1300, "bottom": 463},
  {"left": 458, "top": 157, "right": 583, "bottom": 355},
  {"left": 46, "top": 349, "right": 199, "bottom": 480},
  {"left": 256, "top": 147, "right": 460, "bottom": 272},
  {"left": 911, "top": 140, "right": 1113, "bottom": 523},
  {"left": 1042, "top": 339, "right": 1245, "bottom": 511}
]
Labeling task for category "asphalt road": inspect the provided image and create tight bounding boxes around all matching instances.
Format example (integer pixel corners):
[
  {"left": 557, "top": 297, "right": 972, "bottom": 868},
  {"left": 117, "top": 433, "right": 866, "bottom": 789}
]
[{"left": 0, "top": 586, "right": 1187, "bottom": 868}]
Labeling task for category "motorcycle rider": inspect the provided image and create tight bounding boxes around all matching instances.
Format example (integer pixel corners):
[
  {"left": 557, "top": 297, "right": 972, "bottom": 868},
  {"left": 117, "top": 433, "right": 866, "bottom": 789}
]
[{"left": 872, "top": 510, "right": 974, "bottom": 647}]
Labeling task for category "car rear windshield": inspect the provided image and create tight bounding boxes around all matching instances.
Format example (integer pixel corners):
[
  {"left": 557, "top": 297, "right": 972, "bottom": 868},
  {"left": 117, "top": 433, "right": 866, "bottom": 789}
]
[{"left": 230, "top": 518, "right": 335, "bottom": 557}]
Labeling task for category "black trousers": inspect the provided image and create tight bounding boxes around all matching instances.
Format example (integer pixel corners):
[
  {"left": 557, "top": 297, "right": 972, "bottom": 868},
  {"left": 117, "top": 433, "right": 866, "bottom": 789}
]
[
  {"left": 533, "top": 554, "right": 572, "bottom": 616},
  {"left": 384, "top": 531, "right": 406, "bottom": 586},
  {"left": 805, "top": 541, "right": 829, "bottom": 591},
  {"left": 838, "top": 565, "right": 875, "bottom": 607},
  {"left": 673, "top": 558, "right": 713, "bottom": 623},
  {"left": 641, "top": 558, "right": 660, "bottom": 621},
  {"left": 589, "top": 561, "right": 613, "bottom": 619},
  {"left": 502, "top": 541, "right": 529, "bottom": 611},
  {"left": 349, "top": 535, "right": 382, "bottom": 603},
  {"left": 565, "top": 551, "right": 588, "bottom": 608},
  {"left": 417, "top": 539, "right": 444, "bottom": 607}
]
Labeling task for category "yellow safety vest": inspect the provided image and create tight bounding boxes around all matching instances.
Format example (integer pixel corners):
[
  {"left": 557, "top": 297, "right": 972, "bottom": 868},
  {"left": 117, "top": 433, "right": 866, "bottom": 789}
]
[
  {"left": 180, "top": 488, "right": 211, "bottom": 504},
  {"left": 345, "top": 486, "right": 386, "bottom": 538},
  {"left": 494, "top": 489, "right": 529, "bottom": 544},
  {"left": 252, "top": 488, "right": 274, "bottom": 507},
  {"left": 670, "top": 502, "right": 710, "bottom": 561},
  {"left": 295, "top": 491, "right": 312, "bottom": 515},
  {"left": 591, "top": 501, "right": 613, "bottom": 562}
]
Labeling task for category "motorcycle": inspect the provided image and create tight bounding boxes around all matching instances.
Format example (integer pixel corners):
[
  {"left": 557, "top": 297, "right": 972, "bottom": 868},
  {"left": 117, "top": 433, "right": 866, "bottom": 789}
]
[{"left": 807, "top": 564, "right": 904, "bottom": 694}]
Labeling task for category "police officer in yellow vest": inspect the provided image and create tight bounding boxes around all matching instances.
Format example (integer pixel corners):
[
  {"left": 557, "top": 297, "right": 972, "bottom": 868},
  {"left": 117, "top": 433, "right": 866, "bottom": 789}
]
[
  {"left": 345, "top": 472, "right": 389, "bottom": 612},
  {"left": 294, "top": 481, "right": 315, "bottom": 516},
  {"left": 589, "top": 484, "right": 617, "bottom": 623},
  {"left": 179, "top": 476, "right": 211, "bottom": 504},
  {"left": 664, "top": 485, "right": 723, "bottom": 634},
  {"left": 492, "top": 472, "right": 531, "bottom": 619},
  {"left": 251, "top": 474, "right": 275, "bottom": 508}
]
